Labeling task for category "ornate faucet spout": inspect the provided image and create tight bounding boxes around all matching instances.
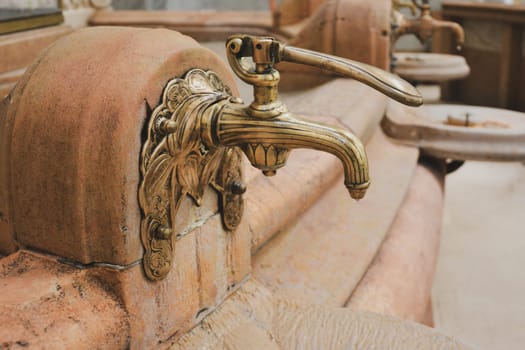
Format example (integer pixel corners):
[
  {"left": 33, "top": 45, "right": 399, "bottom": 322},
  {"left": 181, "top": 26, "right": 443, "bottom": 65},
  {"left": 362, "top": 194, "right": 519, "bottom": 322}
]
[{"left": 203, "top": 103, "right": 369, "bottom": 200}]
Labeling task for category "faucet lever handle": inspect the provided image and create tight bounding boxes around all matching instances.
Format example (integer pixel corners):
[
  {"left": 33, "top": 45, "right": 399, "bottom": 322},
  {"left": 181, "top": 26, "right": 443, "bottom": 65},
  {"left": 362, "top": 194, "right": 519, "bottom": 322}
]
[
  {"left": 278, "top": 45, "right": 424, "bottom": 107},
  {"left": 393, "top": 0, "right": 419, "bottom": 15},
  {"left": 226, "top": 34, "right": 423, "bottom": 108}
]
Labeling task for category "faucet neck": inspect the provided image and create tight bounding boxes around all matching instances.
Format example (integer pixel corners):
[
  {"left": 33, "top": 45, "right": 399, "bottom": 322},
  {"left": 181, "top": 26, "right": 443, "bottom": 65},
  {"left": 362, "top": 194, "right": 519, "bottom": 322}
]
[
  {"left": 226, "top": 36, "right": 286, "bottom": 119},
  {"left": 250, "top": 73, "right": 288, "bottom": 119}
]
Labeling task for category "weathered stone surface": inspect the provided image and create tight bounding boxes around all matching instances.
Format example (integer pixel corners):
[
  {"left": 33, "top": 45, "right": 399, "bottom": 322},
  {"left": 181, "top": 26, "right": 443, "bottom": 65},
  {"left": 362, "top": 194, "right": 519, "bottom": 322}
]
[
  {"left": 0, "top": 251, "right": 129, "bottom": 349},
  {"left": 347, "top": 157, "right": 446, "bottom": 326},
  {"left": 274, "top": 0, "right": 325, "bottom": 26},
  {"left": 253, "top": 129, "right": 419, "bottom": 305},
  {"left": 91, "top": 208, "right": 250, "bottom": 349},
  {"left": 0, "top": 25, "right": 72, "bottom": 73},
  {"left": 276, "top": 0, "right": 392, "bottom": 88},
  {"left": 90, "top": 10, "right": 276, "bottom": 41},
  {"left": 0, "top": 26, "right": 237, "bottom": 264},
  {"left": 172, "top": 279, "right": 475, "bottom": 350}
]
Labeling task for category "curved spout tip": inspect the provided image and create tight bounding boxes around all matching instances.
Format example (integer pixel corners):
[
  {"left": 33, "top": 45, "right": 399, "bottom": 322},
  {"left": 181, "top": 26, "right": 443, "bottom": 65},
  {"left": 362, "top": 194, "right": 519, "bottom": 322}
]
[{"left": 347, "top": 181, "right": 370, "bottom": 200}]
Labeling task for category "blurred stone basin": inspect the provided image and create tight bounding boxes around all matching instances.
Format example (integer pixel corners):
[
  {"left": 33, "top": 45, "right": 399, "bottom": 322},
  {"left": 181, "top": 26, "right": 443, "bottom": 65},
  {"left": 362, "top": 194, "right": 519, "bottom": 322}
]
[{"left": 382, "top": 103, "right": 525, "bottom": 161}]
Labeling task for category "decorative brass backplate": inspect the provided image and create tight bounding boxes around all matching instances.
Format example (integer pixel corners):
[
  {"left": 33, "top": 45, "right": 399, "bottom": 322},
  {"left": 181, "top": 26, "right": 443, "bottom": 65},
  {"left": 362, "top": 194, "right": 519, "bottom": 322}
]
[{"left": 139, "top": 69, "right": 245, "bottom": 281}]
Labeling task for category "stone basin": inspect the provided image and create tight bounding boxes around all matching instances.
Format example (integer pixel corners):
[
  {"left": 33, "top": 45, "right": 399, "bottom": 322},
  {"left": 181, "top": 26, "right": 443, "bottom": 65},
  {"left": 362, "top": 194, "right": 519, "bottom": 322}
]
[
  {"left": 394, "top": 53, "right": 470, "bottom": 82},
  {"left": 382, "top": 103, "right": 525, "bottom": 161},
  {"left": 0, "top": 17, "right": 476, "bottom": 349}
]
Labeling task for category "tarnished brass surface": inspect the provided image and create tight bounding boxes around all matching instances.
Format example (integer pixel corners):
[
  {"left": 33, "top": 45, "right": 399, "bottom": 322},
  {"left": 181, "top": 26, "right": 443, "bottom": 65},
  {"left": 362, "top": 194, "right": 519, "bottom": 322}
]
[
  {"left": 140, "top": 34, "right": 422, "bottom": 280},
  {"left": 139, "top": 69, "right": 244, "bottom": 281},
  {"left": 391, "top": 0, "right": 465, "bottom": 49}
]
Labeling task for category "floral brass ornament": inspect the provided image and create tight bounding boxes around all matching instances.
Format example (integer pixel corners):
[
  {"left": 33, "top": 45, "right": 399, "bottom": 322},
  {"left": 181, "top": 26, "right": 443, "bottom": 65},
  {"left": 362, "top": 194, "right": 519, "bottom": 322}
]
[{"left": 139, "top": 69, "right": 245, "bottom": 281}]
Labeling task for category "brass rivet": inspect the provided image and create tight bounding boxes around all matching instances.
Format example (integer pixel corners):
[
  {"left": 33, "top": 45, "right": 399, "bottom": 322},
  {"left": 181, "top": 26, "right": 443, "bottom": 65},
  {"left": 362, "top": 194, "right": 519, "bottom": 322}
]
[
  {"left": 155, "top": 225, "right": 172, "bottom": 240},
  {"left": 231, "top": 181, "right": 247, "bottom": 195},
  {"left": 163, "top": 120, "right": 177, "bottom": 134}
]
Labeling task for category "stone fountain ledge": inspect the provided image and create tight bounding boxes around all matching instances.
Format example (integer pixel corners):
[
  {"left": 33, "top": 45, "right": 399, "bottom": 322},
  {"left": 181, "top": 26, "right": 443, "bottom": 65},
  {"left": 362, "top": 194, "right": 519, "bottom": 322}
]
[{"left": 0, "top": 26, "right": 452, "bottom": 348}]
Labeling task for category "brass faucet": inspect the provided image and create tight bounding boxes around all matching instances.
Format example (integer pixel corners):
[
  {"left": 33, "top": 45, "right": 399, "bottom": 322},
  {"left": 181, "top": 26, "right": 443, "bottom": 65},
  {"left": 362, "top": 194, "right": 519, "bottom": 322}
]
[
  {"left": 209, "top": 35, "right": 422, "bottom": 200},
  {"left": 392, "top": 0, "right": 465, "bottom": 50},
  {"left": 140, "top": 34, "right": 423, "bottom": 280}
]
